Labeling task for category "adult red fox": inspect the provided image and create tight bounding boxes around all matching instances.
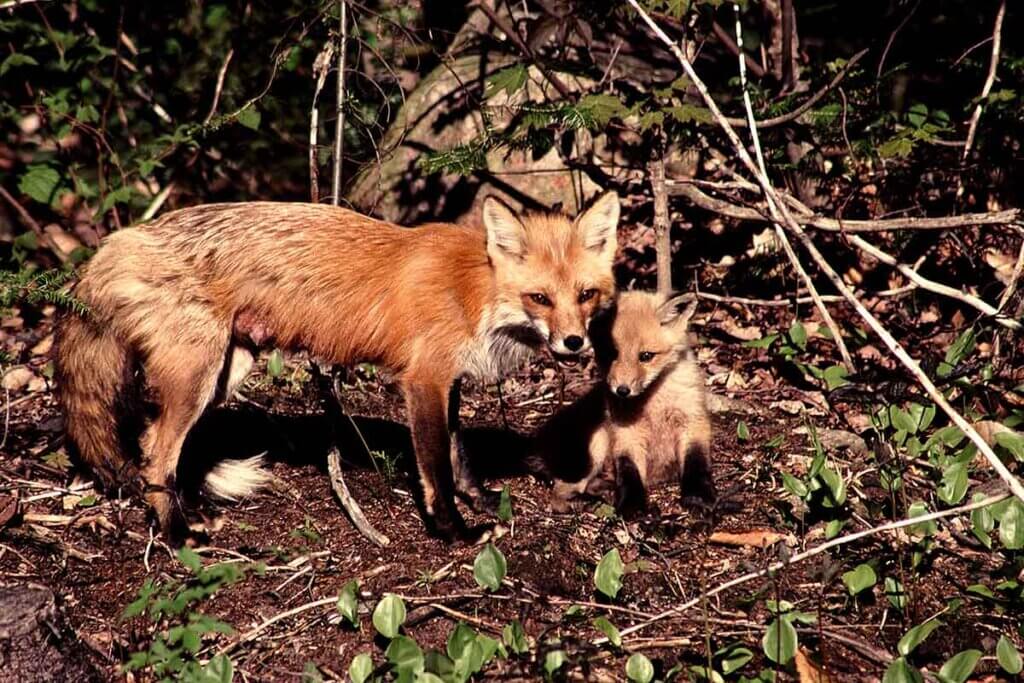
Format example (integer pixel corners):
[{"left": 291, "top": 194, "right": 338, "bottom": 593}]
[
  {"left": 539, "top": 290, "right": 714, "bottom": 515},
  {"left": 55, "top": 195, "right": 620, "bottom": 542}
]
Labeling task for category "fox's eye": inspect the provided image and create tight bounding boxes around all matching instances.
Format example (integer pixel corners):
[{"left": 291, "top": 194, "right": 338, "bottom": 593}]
[
  {"left": 529, "top": 293, "right": 552, "bottom": 306},
  {"left": 578, "top": 288, "right": 598, "bottom": 303},
  {"left": 638, "top": 351, "right": 656, "bottom": 363}
]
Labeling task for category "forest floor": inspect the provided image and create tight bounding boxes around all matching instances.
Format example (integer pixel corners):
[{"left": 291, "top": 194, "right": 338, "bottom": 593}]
[{"left": 0, "top": 304, "right": 1020, "bottom": 682}]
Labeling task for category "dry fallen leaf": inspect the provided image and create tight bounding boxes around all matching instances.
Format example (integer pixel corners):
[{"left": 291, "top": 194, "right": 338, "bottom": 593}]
[
  {"left": 794, "top": 648, "right": 832, "bottom": 683},
  {"left": 709, "top": 529, "right": 794, "bottom": 548},
  {"left": 718, "top": 317, "right": 763, "bottom": 342},
  {"left": 985, "top": 248, "right": 1017, "bottom": 285}
]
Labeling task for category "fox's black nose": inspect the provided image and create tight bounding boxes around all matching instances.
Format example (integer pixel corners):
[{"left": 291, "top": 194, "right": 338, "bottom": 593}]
[
  {"left": 616, "top": 385, "right": 631, "bottom": 397},
  {"left": 564, "top": 335, "right": 584, "bottom": 351}
]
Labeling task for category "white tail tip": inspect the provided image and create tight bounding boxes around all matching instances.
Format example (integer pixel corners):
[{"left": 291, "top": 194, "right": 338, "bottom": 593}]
[{"left": 203, "top": 454, "right": 272, "bottom": 501}]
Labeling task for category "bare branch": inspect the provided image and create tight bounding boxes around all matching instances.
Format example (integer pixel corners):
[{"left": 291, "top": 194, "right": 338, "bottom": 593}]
[
  {"left": 732, "top": 5, "right": 855, "bottom": 372},
  {"left": 962, "top": 0, "right": 1006, "bottom": 164},
  {"left": 331, "top": 0, "right": 349, "bottom": 205},
  {"left": 203, "top": 49, "right": 234, "bottom": 125},
  {"left": 648, "top": 155, "right": 672, "bottom": 294},
  {"left": 665, "top": 180, "right": 1021, "bottom": 232},
  {"left": 326, "top": 446, "right": 391, "bottom": 547}
]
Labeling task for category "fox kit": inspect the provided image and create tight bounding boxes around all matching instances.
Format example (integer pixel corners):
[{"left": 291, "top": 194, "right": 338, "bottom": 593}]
[
  {"left": 547, "top": 290, "right": 714, "bottom": 515},
  {"left": 55, "top": 194, "right": 620, "bottom": 543}
]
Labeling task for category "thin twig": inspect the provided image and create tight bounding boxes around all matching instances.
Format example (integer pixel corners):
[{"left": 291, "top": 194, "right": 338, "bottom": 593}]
[
  {"left": 203, "top": 49, "right": 235, "bottom": 125},
  {"left": 723, "top": 48, "right": 869, "bottom": 129},
  {"left": 665, "top": 180, "right": 1020, "bottom": 232},
  {"left": 847, "top": 232, "right": 1020, "bottom": 330},
  {"left": 331, "top": 0, "right": 348, "bottom": 205},
  {"left": 625, "top": 0, "right": 1024, "bottom": 504},
  {"left": 648, "top": 154, "right": 672, "bottom": 294},
  {"left": 732, "top": 4, "right": 854, "bottom": 372},
  {"left": 602, "top": 491, "right": 1009, "bottom": 643},
  {"left": 876, "top": 0, "right": 921, "bottom": 80},
  {"left": 309, "top": 41, "right": 335, "bottom": 203},
  {"left": 961, "top": 0, "right": 1006, "bottom": 164}
]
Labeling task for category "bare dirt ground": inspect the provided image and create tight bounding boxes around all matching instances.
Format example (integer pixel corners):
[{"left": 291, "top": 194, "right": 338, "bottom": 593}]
[{"left": 1, "top": 306, "right": 1020, "bottom": 682}]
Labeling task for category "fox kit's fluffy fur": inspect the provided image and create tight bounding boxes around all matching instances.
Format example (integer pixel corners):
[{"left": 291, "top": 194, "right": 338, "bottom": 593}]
[
  {"left": 55, "top": 195, "right": 619, "bottom": 542},
  {"left": 545, "top": 291, "right": 714, "bottom": 515}
]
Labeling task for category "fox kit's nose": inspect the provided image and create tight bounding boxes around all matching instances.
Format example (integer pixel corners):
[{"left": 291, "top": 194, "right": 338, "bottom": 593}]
[
  {"left": 615, "top": 385, "right": 631, "bottom": 397},
  {"left": 563, "top": 335, "right": 584, "bottom": 351}
]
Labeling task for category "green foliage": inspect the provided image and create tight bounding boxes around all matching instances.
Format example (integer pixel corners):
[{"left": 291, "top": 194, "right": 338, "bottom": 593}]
[
  {"left": 122, "top": 547, "right": 263, "bottom": 681},
  {"left": 0, "top": 267, "right": 86, "bottom": 317},
  {"left": 372, "top": 593, "right": 406, "bottom": 638},
  {"left": 337, "top": 580, "right": 360, "bottom": 628},
  {"left": 472, "top": 543, "right": 507, "bottom": 591},
  {"left": 625, "top": 653, "right": 654, "bottom": 683},
  {"left": 497, "top": 485, "right": 513, "bottom": 522},
  {"left": 594, "top": 548, "right": 624, "bottom": 599}
]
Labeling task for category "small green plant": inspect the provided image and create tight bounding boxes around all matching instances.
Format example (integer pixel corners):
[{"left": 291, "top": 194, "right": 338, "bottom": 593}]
[{"left": 122, "top": 547, "right": 263, "bottom": 681}]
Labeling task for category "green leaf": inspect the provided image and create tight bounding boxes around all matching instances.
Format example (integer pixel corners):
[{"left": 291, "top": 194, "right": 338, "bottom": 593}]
[
  {"left": 625, "top": 653, "right": 654, "bottom": 683},
  {"left": 995, "top": 431, "right": 1024, "bottom": 461},
  {"left": 447, "top": 622, "right": 477, "bottom": 661},
  {"left": 822, "top": 365, "right": 849, "bottom": 390},
  {"left": 594, "top": 548, "right": 624, "bottom": 599},
  {"left": 841, "top": 564, "right": 877, "bottom": 596},
  {"left": 997, "top": 635, "right": 1022, "bottom": 674},
  {"left": 19, "top": 165, "right": 61, "bottom": 205},
  {"left": 884, "top": 576, "right": 907, "bottom": 610},
  {"left": 0, "top": 52, "right": 39, "bottom": 76},
  {"left": 593, "top": 616, "right": 621, "bottom": 647},
  {"left": 788, "top": 321, "right": 807, "bottom": 350},
  {"left": 385, "top": 635, "right": 424, "bottom": 676},
  {"left": 204, "top": 654, "right": 234, "bottom": 683},
  {"left": 890, "top": 406, "right": 918, "bottom": 434},
  {"left": 576, "top": 93, "right": 629, "bottom": 126},
  {"left": 999, "top": 499, "right": 1024, "bottom": 550},
  {"left": 665, "top": 104, "right": 712, "bottom": 124},
  {"left": 781, "top": 472, "right": 808, "bottom": 498},
  {"left": 936, "top": 649, "right": 981, "bottom": 683},
  {"left": 543, "top": 650, "right": 566, "bottom": 676},
  {"left": 943, "top": 329, "right": 975, "bottom": 367},
  {"left": 736, "top": 420, "right": 750, "bottom": 441},
  {"left": 762, "top": 617, "right": 797, "bottom": 664},
  {"left": 882, "top": 657, "right": 923, "bottom": 683},
  {"left": 817, "top": 466, "right": 847, "bottom": 507},
  {"left": 485, "top": 64, "right": 528, "bottom": 99},
  {"left": 473, "top": 543, "right": 507, "bottom": 591},
  {"left": 372, "top": 593, "right": 406, "bottom": 638},
  {"left": 907, "top": 501, "right": 937, "bottom": 538},
  {"left": 337, "top": 580, "right": 359, "bottom": 628},
  {"left": 502, "top": 620, "right": 528, "bottom": 654},
  {"left": 497, "top": 485, "right": 513, "bottom": 522},
  {"left": 898, "top": 619, "right": 942, "bottom": 656},
  {"left": 302, "top": 660, "right": 324, "bottom": 683},
  {"left": 236, "top": 105, "right": 261, "bottom": 131},
  {"left": 937, "top": 462, "right": 969, "bottom": 505},
  {"left": 267, "top": 349, "right": 285, "bottom": 377},
  {"left": 718, "top": 644, "right": 754, "bottom": 674}
]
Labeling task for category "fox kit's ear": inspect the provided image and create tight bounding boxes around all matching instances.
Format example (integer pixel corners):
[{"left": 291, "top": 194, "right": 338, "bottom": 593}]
[
  {"left": 657, "top": 293, "right": 698, "bottom": 331},
  {"left": 576, "top": 191, "right": 620, "bottom": 261},
  {"left": 483, "top": 196, "right": 528, "bottom": 261}
]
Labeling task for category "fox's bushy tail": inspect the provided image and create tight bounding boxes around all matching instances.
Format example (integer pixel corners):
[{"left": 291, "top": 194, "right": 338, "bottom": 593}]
[{"left": 55, "top": 312, "right": 144, "bottom": 493}]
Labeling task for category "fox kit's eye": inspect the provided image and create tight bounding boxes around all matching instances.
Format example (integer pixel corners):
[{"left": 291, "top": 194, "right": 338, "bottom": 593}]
[
  {"left": 528, "top": 293, "right": 552, "bottom": 306},
  {"left": 638, "top": 351, "right": 656, "bottom": 363},
  {"left": 578, "top": 288, "right": 598, "bottom": 303}
]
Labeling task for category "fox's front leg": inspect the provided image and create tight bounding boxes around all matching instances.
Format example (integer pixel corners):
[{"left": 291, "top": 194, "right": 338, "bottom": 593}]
[
  {"left": 447, "top": 379, "right": 500, "bottom": 513},
  {"left": 678, "top": 435, "right": 716, "bottom": 510}
]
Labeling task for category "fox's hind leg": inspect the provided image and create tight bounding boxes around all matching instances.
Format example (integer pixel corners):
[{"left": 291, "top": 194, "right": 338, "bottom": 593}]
[
  {"left": 447, "top": 380, "right": 500, "bottom": 513},
  {"left": 140, "top": 334, "right": 230, "bottom": 543}
]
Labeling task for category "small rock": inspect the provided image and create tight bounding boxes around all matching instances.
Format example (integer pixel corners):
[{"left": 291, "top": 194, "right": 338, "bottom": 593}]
[
  {"left": 707, "top": 393, "right": 756, "bottom": 415},
  {"left": 27, "top": 376, "right": 47, "bottom": 393},
  {"left": 1, "top": 367, "right": 33, "bottom": 392}
]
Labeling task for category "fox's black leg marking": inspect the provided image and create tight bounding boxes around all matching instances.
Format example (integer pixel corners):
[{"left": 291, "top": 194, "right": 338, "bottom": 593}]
[
  {"left": 614, "top": 455, "right": 647, "bottom": 518},
  {"left": 680, "top": 442, "right": 716, "bottom": 510},
  {"left": 447, "top": 380, "right": 500, "bottom": 514}
]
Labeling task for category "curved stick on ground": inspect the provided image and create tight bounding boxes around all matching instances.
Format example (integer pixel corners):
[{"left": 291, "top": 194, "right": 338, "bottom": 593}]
[{"left": 327, "top": 446, "right": 390, "bottom": 547}]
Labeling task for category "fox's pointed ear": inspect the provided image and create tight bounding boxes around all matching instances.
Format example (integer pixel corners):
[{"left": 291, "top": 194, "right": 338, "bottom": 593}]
[
  {"left": 657, "top": 293, "right": 697, "bottom": 330},
  {"left": 483, "top": 196, "right": 527, "bottom": 261},
  {"left": 576, "top": 191, "right": 620, "bottom": 261}
]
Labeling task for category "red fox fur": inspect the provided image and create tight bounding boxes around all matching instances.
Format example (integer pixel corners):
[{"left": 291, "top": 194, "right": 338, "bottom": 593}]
[
  {"left": 540, "top": 290, "right": 715, "bottom": 515},
  {"left": 55, "top": 195, "right": 620, "bottom": 542}
]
